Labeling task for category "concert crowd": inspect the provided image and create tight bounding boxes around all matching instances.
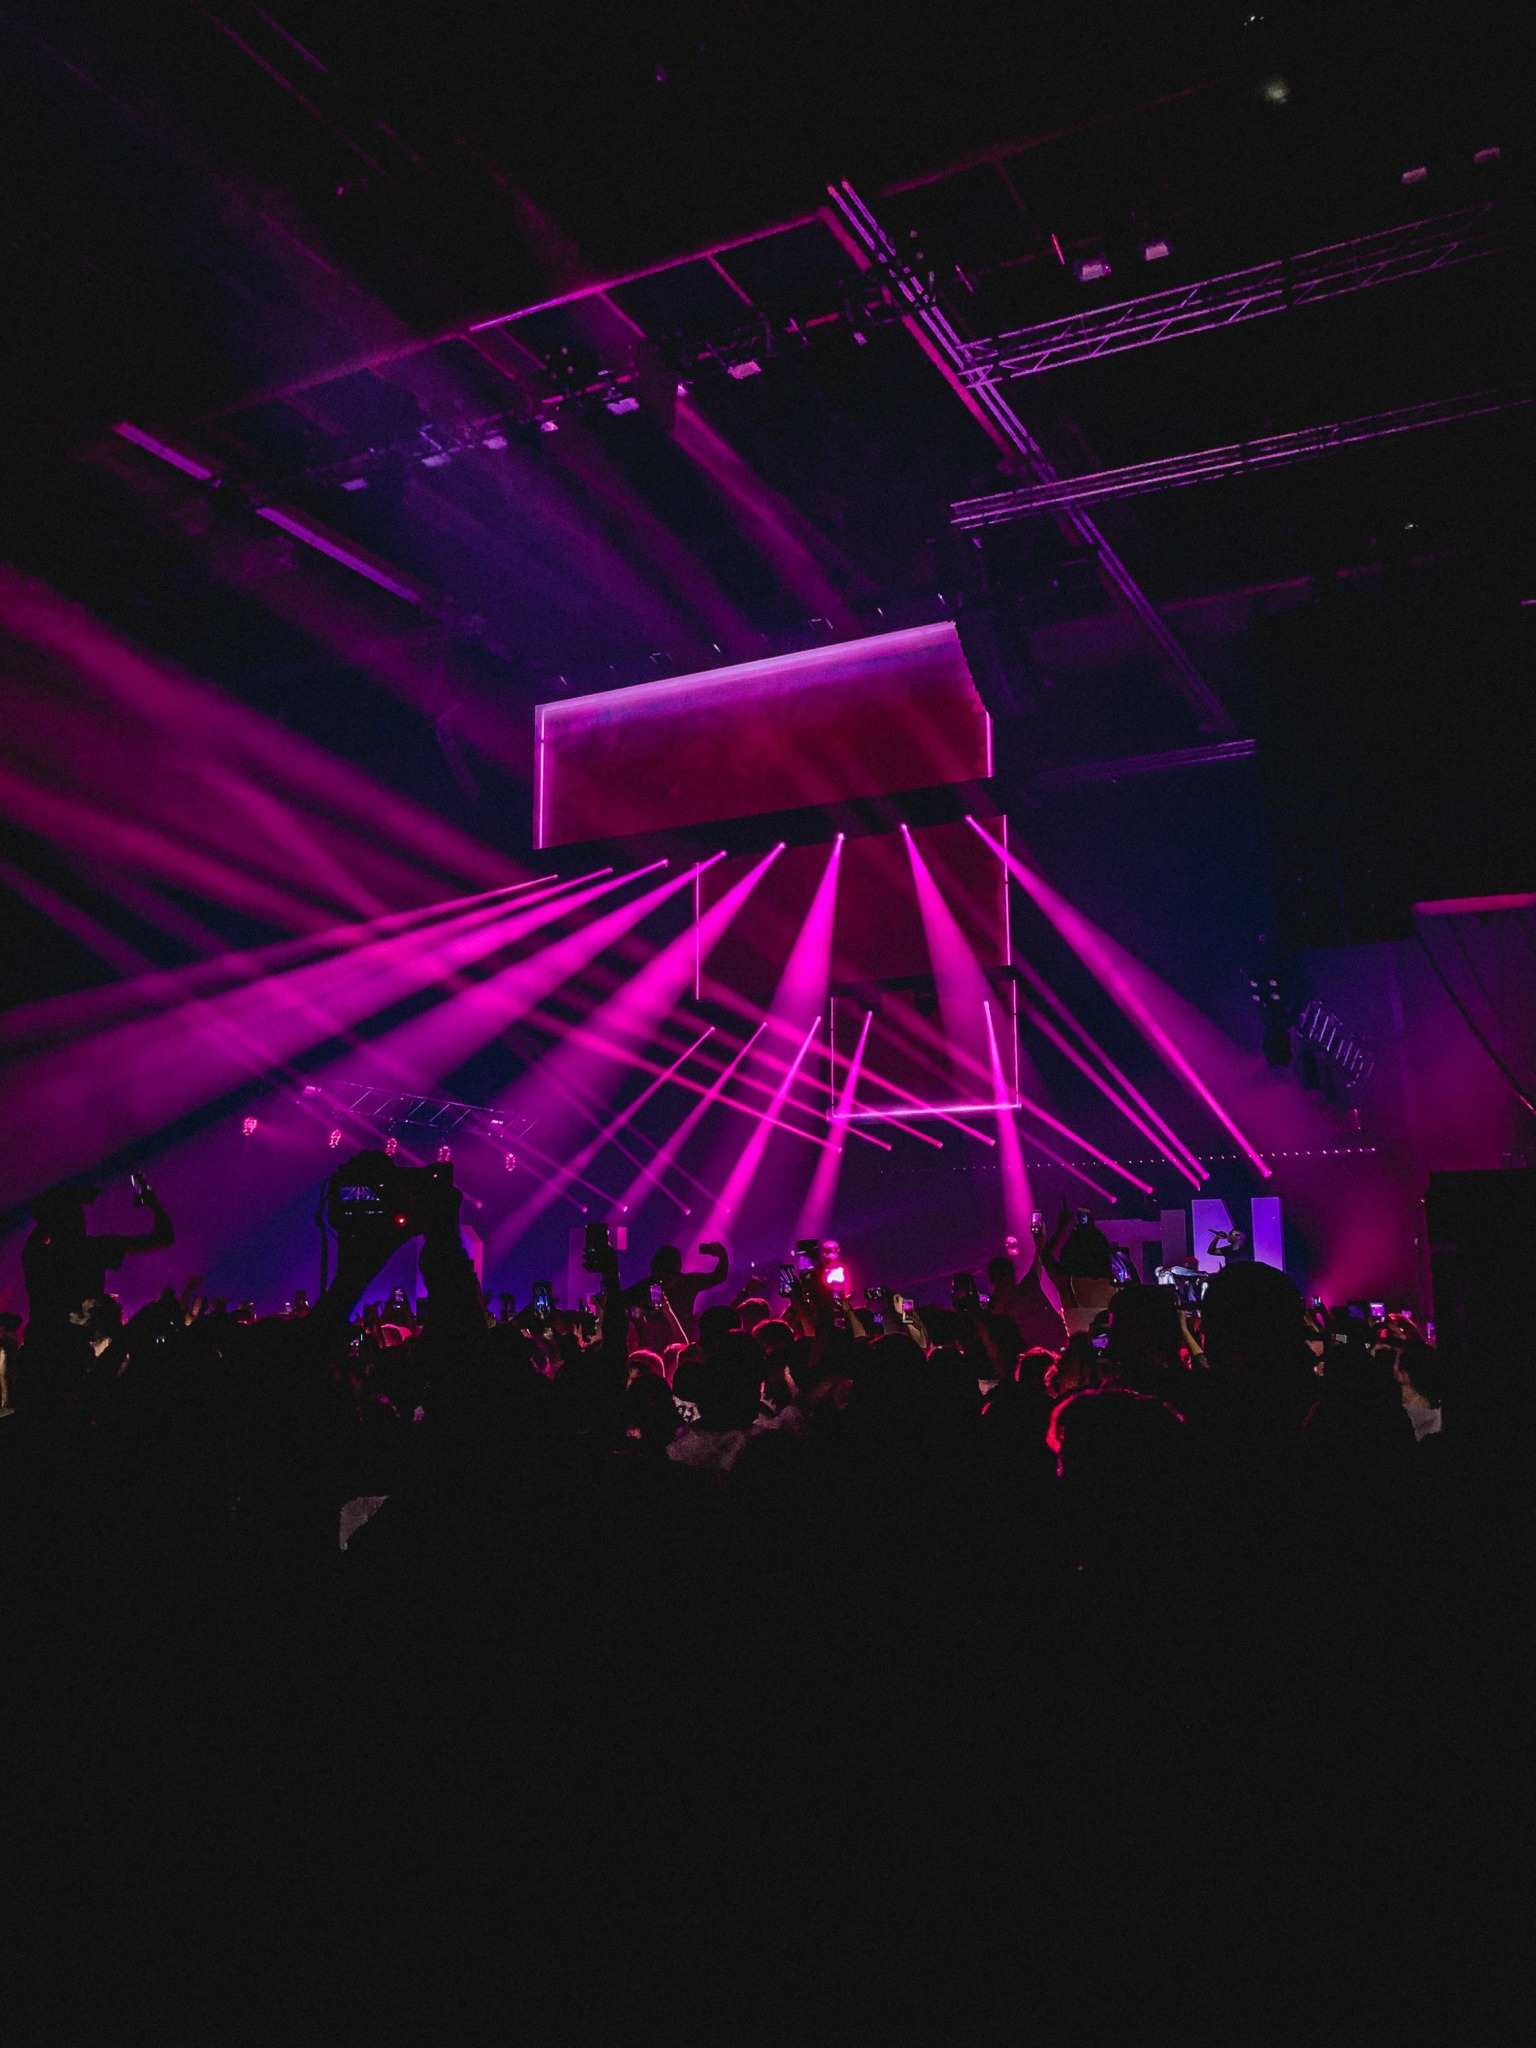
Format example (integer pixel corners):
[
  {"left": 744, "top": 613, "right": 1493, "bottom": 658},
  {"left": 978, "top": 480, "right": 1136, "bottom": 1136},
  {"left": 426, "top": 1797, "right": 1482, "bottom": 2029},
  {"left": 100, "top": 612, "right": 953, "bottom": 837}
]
[{"left": 3, "top": 1157, "right": 1528, "bottom": 2038}]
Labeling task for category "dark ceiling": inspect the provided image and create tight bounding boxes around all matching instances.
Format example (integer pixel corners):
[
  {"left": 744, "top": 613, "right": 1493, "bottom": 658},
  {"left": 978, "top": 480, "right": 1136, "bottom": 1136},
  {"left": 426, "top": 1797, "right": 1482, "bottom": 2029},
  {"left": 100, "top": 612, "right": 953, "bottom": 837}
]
[{"left": 1, "top": 0, "right": 1531, "bottom": 967}]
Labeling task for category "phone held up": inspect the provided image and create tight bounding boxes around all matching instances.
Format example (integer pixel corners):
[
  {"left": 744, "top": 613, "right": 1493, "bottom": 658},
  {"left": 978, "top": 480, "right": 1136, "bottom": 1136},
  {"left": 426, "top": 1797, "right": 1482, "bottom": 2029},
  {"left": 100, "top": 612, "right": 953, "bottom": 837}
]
[{"left": 531, "top": 1281, "right": 553, "bottom": 1321}]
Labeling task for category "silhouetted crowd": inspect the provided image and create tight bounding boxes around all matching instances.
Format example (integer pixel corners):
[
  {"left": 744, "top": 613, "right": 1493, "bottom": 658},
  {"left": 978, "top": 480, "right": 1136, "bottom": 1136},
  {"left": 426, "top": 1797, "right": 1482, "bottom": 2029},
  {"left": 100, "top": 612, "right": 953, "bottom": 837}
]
[{"left": 4, "top": 1163, "right": 1530, "bottom": 2040}]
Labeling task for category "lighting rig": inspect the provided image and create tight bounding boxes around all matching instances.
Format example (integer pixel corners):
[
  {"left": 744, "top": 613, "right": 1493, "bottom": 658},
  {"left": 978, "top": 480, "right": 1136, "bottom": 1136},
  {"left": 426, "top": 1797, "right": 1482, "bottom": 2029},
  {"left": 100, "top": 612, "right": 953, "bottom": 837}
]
[{"left": 240, "top": 1081, "right": 538, "bottom": 1171}]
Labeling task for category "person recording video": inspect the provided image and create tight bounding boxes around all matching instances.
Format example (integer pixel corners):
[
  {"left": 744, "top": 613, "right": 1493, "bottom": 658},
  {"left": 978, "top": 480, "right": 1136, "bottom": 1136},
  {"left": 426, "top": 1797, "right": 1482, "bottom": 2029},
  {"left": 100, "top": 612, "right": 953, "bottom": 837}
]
[{"left": 620, "top": 1239, "right": 729, "bottom": 1343}]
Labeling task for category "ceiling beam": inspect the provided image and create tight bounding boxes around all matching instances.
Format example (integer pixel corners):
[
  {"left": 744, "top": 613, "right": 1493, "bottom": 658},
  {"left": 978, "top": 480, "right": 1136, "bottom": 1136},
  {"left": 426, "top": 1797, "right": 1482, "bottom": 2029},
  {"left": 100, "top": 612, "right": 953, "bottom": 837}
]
[{"left": 825, "top": 180, "right": 1234, "bottom": 736}]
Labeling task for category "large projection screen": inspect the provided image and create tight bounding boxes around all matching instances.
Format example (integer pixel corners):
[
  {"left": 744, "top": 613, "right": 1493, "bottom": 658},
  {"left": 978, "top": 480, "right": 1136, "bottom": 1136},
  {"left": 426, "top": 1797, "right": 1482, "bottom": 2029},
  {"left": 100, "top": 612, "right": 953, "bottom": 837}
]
[{"left": 534, "top": 622, "right": 992, "bottom": 848}]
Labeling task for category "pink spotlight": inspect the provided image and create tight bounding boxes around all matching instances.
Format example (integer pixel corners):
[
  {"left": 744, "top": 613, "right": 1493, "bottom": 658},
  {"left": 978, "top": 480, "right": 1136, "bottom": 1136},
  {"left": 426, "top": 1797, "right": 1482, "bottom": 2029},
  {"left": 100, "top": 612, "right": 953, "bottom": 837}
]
[
  {"left": 613, "top": 1021, "right": 769, "bottom": 1217},
  {"left": 1011, "top": 953, "right": 1206, "bottom": 1183},
  {"left": 983, "top": 1001, "right": 1034, "bottom": 1238},
  {"left": 241, "top": 1116, "right": 258, "bottom": 1137},
  {"left": 797, "top": 1007, "right": 872, "bottom": 1239},
  {"left": 1018, "top": 994, "right": 1203, "bottom": 1189},
  {"left": 968, "top": 818, "right": 1272, "bottom": 1180},
  {"left": 702, "top": 1015, "right": 823, "bottom": 1241},
  {"left": 496, "top": 1026, "right": 716, "bottom": 1242},
  {"left": 900, "top": 822, "right": 1014, "bottom": 1114},
  {"left": 1013, "top": 1094, "right": 1154, "bottom": 1196}
]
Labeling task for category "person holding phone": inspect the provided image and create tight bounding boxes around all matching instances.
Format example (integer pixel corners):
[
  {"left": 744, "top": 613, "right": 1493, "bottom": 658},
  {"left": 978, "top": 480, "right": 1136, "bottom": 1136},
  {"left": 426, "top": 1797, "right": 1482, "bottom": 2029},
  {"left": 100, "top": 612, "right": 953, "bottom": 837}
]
[
  {"left": 986, "top": 1217, "right": 1068, "bottom": 1353},
  {"left": 1040, "top": 1198, "right": 1120, "bottom": 1337},
  {"left": 19, "top": 1175, "right": 176, "bottom": 1414},
  {"left": 620, "top": 1239, "right": 729, "bottom": 1343}
]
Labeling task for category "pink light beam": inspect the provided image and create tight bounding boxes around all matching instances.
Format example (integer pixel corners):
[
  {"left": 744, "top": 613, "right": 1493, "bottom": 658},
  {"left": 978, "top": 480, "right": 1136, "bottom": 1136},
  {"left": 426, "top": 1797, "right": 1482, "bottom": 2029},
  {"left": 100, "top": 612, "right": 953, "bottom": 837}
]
[
  {"left": 701, "top": 1014, "right": 824, "bottom": 1243},
  {"left": 983, "top": 1001, "right": 1035, "bottom": 1238},
  {"left": 613, "top": 1021, "right": 769, "bottom": 1218},
  {"left": 968, "top": 818, "right": 1272, "bottom": 1179},
  {"left": 797, "top": 1007, "right": 873, "bottom": 1239}
]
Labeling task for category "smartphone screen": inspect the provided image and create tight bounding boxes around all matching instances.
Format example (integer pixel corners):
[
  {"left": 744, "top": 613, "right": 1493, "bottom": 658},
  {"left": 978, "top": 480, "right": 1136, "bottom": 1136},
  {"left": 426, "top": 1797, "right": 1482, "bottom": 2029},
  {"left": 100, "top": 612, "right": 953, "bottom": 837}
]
[
  {"left": 532, "top": 1282, "right": 553, "bottom": 1318},
  {"left": 649, "top": 1282, "right": 665, "bottom": 1309}
]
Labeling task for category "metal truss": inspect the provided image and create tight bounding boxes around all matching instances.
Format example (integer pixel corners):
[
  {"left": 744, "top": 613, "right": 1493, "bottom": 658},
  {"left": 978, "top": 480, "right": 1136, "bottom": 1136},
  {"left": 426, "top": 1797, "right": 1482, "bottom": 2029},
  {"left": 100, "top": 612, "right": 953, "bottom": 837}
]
[
  {"left": 1033, "top": 738, "right": 1257, "bottom": 786},
  {"left": 951, "top": 385, "right": 1532, "bottom": 527},
  {"left": 827, "top": 181, "right": 1234, "bottom": 735},
  {"left": 1295, "top": 1002, "right": 1374, "bottom": 1090},
  {"left": 958, "top": 204, "right": 1508, "bottom": 387},
  {"left": 301, "top": 1081, "right": 533, "bottom": 1135}
]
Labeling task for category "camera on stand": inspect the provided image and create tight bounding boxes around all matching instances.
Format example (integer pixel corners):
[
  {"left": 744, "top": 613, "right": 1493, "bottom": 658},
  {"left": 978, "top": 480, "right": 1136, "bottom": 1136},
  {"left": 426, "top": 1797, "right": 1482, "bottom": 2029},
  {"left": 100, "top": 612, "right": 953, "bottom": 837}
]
[{"left": 326, "top": 1148, "right": 454, "bottom": 1240}]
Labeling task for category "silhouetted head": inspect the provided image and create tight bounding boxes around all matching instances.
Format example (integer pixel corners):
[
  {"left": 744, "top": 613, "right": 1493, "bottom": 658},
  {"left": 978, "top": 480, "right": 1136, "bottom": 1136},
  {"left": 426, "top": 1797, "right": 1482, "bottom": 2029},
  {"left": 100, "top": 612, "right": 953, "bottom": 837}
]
[
  {"left": 622, "top": 1367, "right": 679, "bottom": 1453},
  {"left": 1057, "top": 1223, "right": 1114, "bottom": 1281},
  {"left": 1105, "top": 1285, "right": 1184, "bottom": 1393},
  {"left": 28, "top": 1186, "right": 96, "bottom": 1237},
  {"left": 1395, "top": 1337, "right": 1447, "bottom": 1409},
  {"left": 651, "top": 1245, "right": 683, "bottom": 1281},
  {"left": 1200, "top": 1261, "right": 1307, "bottom": 1377},
  {"left": 752, "top": 1318, "right": 795, "bottom": 1355},
  {"left": 987, "top": 1255, "right": 1016, "bottom": 1290},
  {"left": 981, "top": 1311, "right": 1023, "bottom": 1374},
  {"left": 1045, "top": 1332, "right": 1107, "bottom": 1401},
  {"left": 698, "top": 1302, "right": 742, "bottom": 1362},
  {"left": 696, "top": 1331, "right": 765, "bottom": 1430}
]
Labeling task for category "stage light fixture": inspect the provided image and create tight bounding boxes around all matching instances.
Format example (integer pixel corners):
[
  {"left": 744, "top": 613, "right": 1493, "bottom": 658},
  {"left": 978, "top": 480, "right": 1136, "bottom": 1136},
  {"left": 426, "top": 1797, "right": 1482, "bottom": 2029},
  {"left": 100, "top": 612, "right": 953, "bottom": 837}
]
[
  {"left": 727, "top": 359, "right": 762, "bottom": 380},
  {"left": 437, "top": 1144, "right": 452, "bottom": 1163},
  {"left": 1074, "top": 256, "right": 1113, "bottom": 283},
  {"left": 1401, "top": 166, "right": 1428, "bottom": 186},
  {"left": 605, "top": 396, "right": 641, "bottom": 415},
  {"left": 1474, "top": 147, "right": 1501, "bottom": 165},
  {"left": 329, "top": 1128, "right": 342, "bottom": 1148},
  {"left": 385, "top": 1136, "right": 399, "bottom": 1156},
  {"left": 421, "top": 452, "right": 451, "bottom": 468},
  {"left": 1262, "top": 76, "right": 1290, "bottom": 104},
  {"left": 1141, "top": 237, "right": 1172, "bottom": 263},
  {"left": 504, "top": 1151, "right": 517, "bottom": 1172},
  {"left": 341, "top": 477, "right": 369, "bottom": 492},
  {"left": 481, "top": 433, "right": 508, "bottom": 450},
  {"left": 539, "top": 418, "right": 560, "bottom": 435},
  {"left": 241, "top": 1116, "right": 258, "bottom": 1136}
]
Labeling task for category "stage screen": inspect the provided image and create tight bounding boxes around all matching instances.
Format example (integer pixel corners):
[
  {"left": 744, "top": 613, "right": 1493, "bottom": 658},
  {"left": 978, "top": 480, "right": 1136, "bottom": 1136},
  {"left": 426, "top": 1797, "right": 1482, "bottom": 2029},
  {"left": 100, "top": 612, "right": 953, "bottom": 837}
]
[{"left": 534, "top": 622, "right": 992, "bottom": 847}]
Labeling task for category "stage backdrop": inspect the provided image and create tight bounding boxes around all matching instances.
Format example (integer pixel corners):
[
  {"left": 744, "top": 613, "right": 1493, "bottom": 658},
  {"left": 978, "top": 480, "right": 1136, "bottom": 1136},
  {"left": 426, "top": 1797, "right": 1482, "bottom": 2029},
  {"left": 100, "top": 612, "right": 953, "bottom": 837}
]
[{"left": 534, "top": 623, "right": 1015, "bottom": 1118}]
